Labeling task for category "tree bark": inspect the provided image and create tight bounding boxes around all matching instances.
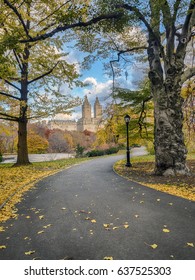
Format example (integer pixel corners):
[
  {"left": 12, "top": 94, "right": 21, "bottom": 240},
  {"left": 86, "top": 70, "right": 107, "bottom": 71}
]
[
  {"left": 152, "top": 84, "right": 189, "bottom": 176},
  {"left": 15, "top": 43, "right": 31, "bottom": 166},
  {"left": 16, "top": 118, "right": 30, "bottom": 165},
  {"left": 148, "top": 39, "right": 189, "bottom": 176}
]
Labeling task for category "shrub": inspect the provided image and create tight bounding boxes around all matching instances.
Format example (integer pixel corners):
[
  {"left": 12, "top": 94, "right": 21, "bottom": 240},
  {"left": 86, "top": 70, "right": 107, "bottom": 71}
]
[
  {"left": 0, "top": 153, "right": 2, "bottom": 163},
  {"left": 75, "top": 144, "right": 85, "bottom": 158},
  {"left": 86, "top": 146, "right": 119, "bottom": 157}
]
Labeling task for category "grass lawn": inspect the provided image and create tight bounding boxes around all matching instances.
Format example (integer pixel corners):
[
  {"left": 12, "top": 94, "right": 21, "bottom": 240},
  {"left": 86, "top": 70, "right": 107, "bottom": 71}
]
[
  {"left": 0, "top": 157, "right": 90, "bottom": 223},
  {"left": 114, "top": 153, "right": 195, "bottom": 202}
]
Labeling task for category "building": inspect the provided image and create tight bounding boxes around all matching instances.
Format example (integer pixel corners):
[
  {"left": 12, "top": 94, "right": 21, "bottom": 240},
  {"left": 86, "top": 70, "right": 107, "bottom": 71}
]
[{"left": 48, "top": 96, "right": 103, "bottom": 132}]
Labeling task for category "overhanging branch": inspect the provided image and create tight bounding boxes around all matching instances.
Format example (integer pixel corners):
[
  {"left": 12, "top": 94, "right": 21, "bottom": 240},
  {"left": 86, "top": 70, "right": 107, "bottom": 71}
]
[
  {"left": 0, "top": 91, "right": 21, "bottom": 101},
  {"left": 28, "top": 62, "right": 60, "bottom": 84},
  {"left": 20, "top": 12, "right": 123, "bottom": 43},
  {"left": 0, "top": 112, "right": 19, "bottom": 122},
  {"left": 3, "top": 0, "right": 32, "bottom": 40}
]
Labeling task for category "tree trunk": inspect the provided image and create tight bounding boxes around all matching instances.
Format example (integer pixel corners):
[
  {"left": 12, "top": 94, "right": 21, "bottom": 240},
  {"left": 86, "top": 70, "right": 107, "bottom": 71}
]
[
  {"left": 15, "top": 43, "right": 31, "bottom": 166},
  {"left": 152, "top": 83, "right": 189, "bottom": 176},
  {"left": 147, "top": 36, "right": 190, "bottom": 176},
  {"left": 16, "top": 118, "right": 30, "bottom": 166}
]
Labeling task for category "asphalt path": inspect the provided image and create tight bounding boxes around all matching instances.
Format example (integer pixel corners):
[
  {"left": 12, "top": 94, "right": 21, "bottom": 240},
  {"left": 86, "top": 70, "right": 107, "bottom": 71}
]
[{"left": 0, "top": 155, "right": 195, "bottom": 260}]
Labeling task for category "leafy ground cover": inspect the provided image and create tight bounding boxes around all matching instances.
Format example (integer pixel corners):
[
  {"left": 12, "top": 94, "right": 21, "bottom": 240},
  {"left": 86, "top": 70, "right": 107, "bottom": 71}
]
[
  {"left": 114, "top": 153, "right": 195, "bottom": 201},
  {"left": 0, "top": 158, "right": 89, "bottom": 223}
]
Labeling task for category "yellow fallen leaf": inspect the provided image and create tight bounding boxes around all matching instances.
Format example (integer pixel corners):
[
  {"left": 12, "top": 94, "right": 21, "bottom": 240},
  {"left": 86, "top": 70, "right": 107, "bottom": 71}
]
[
  {"left": 163, "top": 228, "right": 170, "bottom": 233},
  {"left": 43, "top": 224, "right": 52, "bottom": 229},
  {"left": 39, "top": 215, "right": 44, "bottom": 220},
  {"left": 150, "top": 244, "right": 158, "bottom": 249},
  {"left": 169, "top": 203, "right": 173, "bottom": 206},
  {"left": 25, "top": 250, "right": 35, "bottom": 255},
  {"left": 91, "top": 219, "right": 96, "bottom": 223},
  {"left": 157, "top": 199, "right": 161, "bottom": 202},
  {"left": 134, "top": 215, "right": 139, "bottom": 218},
  {"left": 104, "top": 256, "right": 113, "bottom": 260},
  {"left": 187, "top": 243, "right": 194, "bottom": 247},
  {"left": 0, "top": 245, "right": 6, "bottom": 249},
  {"left": 37, "top": 230, "right": 44, "bottom": 234},
  {"left": 113, "top": 227, "right": 119, "bottom": 230},
  {"left": 0, "top": 226, "right": 5, "bottom": 232},
  {"left": 72, "top": 228, "right": 77, "bottom": 231},
  {"left": 103, "top": 224, "right": 110, "bottom": 228},
  {"left": 61, "top": 207, "right": 66, "bottom": 210},
  {"left": 140, "top": 201, "right": 144, "bottom": 204},
  {"left": 24, "top": 237, "right": 30, "bottom": 240},
  {"left": 124, "top": 225, "right": 129, "bottom": 229},
  {"left": 85, "top": 217, "right": 91, "bottom": 220},
  {"left": 26, "top": 216, "right": 31, "bottom": 219}
]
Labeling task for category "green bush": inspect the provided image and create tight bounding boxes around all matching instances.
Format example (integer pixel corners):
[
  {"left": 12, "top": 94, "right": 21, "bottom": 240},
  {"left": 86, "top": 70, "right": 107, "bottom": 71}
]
[
  {"left": 75, "top": 144, "right": 85, "bottom": 158},
  {"left": 0, "top": 153, "right": 2, "bottom": 163},
  {"left": 86, "top": 147, "right": 119, "bottom": 157}
]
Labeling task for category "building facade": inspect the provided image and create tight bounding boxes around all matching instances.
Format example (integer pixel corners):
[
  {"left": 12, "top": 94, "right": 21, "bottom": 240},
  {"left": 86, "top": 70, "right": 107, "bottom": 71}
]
[{"left": 48, "top": 96, "right": 103, "bottom": 132}]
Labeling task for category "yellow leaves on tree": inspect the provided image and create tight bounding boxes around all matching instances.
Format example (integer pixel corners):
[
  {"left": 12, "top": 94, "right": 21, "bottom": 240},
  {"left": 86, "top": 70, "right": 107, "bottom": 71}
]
[{"left": 28, "top": 132, "right": 49, "bottom": 154}]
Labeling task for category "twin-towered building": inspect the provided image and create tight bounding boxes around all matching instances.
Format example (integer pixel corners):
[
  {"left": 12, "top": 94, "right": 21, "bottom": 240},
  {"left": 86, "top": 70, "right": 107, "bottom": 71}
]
[{"left": 48, "top": 96, "right": 103, "bottom": 132}]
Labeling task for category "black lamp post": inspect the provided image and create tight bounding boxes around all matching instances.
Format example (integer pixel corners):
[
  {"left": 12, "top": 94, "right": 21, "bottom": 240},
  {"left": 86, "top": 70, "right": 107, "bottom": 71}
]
[{"left": 124, "top": 114, "right": 132, "bottom": 167}]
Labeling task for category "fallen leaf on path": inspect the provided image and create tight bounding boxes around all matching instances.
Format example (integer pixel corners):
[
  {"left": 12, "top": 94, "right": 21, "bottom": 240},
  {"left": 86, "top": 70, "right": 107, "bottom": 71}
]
[
  {"left": 150, "top": 244, "right": 158, "bottom": 249},
  {"left": 169, "top": 203, "right": 173, "bottom": 206},
  {"left": 163, "top": 228, "right": 170, "bottom": 233},
  {"left": 113, "top": 227, "right": 119, "bottom": 230},
  {"left": 187, "top": 243, "right": 194, "bottom": 247},
  {"left": 91, "top": 219, "right": 96, "bottom": 223},
  {"left": 124, "top": 225, "right": 129, "bottom": 229},
  {"left": 24, "top": 237, "right": 31, "bottom": 240},
  {"left": 37, "top": 230, "right": 44, "bottom": 234},
  {"left": 134, "top": 215, "right": 139, "bottom": 218},
  {"left": 0, "top": 245, "right": 6, "bottom": 249},
  {"left": 85, "top": 217, "right": 92, "bottom": 220},
  {"left": 26, "top": 216, "right": 31, "bottom": 219},
  {"left": 145, "top": 242, "right": 158, "bottom": 249},
  {"left": 157, "top": 199, "right": 161, "bottom": 202},
  {"left": 104, "top": 256, "right": 113, "bottom": 260},
  {"left": 0, "top": 226, "right": 5, "bottom": 232},
  {"left": 61, "top": 208, "right": 66, "bottom": 210},
  {"left": 140, "top": 201, "right": 144, "bottom": 204},
  {"left": 43, "top": 224, "right": 52, "bottom": 229},
  {"left": 25, "top": 250, "right": 35, "bottom": 255},
  {"left": 103, "top": 224, "right": 110, "bottom": 228},
  {"left": 39, "top": 215, "right": 44, "bottom": 220}
]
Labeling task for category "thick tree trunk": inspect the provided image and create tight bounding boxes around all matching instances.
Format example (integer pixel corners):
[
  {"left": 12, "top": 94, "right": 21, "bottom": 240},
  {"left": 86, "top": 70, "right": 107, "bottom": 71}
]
[
  {"left": 16, "top": 119, "right": 30, "bottom": 166},
  {"left": 152, "top": 83, "right": 189, "bottom": 176},
  {"left": 15, "top": 43, "right": 31, "bottom": 166},
  {"left": 147, "top": 36, "right": 190, "bottom": 176}
]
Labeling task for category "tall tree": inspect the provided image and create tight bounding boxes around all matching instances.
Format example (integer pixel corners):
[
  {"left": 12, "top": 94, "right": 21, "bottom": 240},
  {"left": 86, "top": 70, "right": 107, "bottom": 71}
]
[
  {"left": 0, "top": 0, "right": 121, "bottom": 165},
  {"left": 95, "top": 0, "right": 195, "bottom": 175}
]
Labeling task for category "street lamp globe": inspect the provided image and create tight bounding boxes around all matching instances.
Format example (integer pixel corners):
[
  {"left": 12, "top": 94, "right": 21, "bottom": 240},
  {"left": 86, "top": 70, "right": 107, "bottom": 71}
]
[{"left": 124, "top": 114, "right": 131, "bottom": 123}]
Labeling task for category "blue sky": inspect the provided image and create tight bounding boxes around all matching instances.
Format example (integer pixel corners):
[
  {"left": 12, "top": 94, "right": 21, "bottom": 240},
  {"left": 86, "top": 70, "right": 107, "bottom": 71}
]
[{"left": 58, "top": 43, "right": 147, "bottom": 120}]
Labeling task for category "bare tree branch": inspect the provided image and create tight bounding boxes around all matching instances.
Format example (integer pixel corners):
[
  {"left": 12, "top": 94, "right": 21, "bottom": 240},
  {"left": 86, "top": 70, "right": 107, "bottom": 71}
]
[
  {"left": 19, "top": 12, "right": 123, "bottom": 43},
  {"left": 181, "top": 67, "right": 195, "bottom": 84},
  {"left": 3, "top": 79, "right": 21, "bottom": 91},
  {"left": 110, "top": 46, "right": 147, "bottom": 94},
  {"left": 0, "top": 91, "right": 21, "bottom": 101},
  {"left": 0, "top": 112, "right": 19, "bottom": 122},
  {"left": 13, "top": 49, "right": 23, "bottom": 71},
  {"left": 28, "top": 62, "right": 60, "bottom": 84}
]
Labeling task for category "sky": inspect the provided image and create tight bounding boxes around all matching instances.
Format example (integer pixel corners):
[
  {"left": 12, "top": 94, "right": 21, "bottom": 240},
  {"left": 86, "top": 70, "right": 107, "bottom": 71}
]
[{"left": 58, "top": 46, "right": 147, "bottom": 121}]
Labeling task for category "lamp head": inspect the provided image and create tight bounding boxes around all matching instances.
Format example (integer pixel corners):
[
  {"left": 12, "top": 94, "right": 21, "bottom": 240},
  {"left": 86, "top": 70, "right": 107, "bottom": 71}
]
[{"left": 124, "top": 114, "right": 130, "bottom": 123}]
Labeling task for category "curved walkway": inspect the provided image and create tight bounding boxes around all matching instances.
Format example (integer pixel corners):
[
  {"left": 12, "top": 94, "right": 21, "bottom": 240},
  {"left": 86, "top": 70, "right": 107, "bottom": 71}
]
[{"left": 0, "top": 155, "right": 194, "bottom": 260}]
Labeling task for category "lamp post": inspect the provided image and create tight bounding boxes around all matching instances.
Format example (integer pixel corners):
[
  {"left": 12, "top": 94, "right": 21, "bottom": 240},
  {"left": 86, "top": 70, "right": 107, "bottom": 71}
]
[{"left": 124, "top": 114, "right": 132, "bottom": 167}]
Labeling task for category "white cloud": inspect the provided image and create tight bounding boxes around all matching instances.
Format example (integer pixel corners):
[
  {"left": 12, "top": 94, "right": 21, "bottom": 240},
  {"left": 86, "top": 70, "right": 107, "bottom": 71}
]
[{"left": 82, "top": 77, "right": 113, "bottom": 102}]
